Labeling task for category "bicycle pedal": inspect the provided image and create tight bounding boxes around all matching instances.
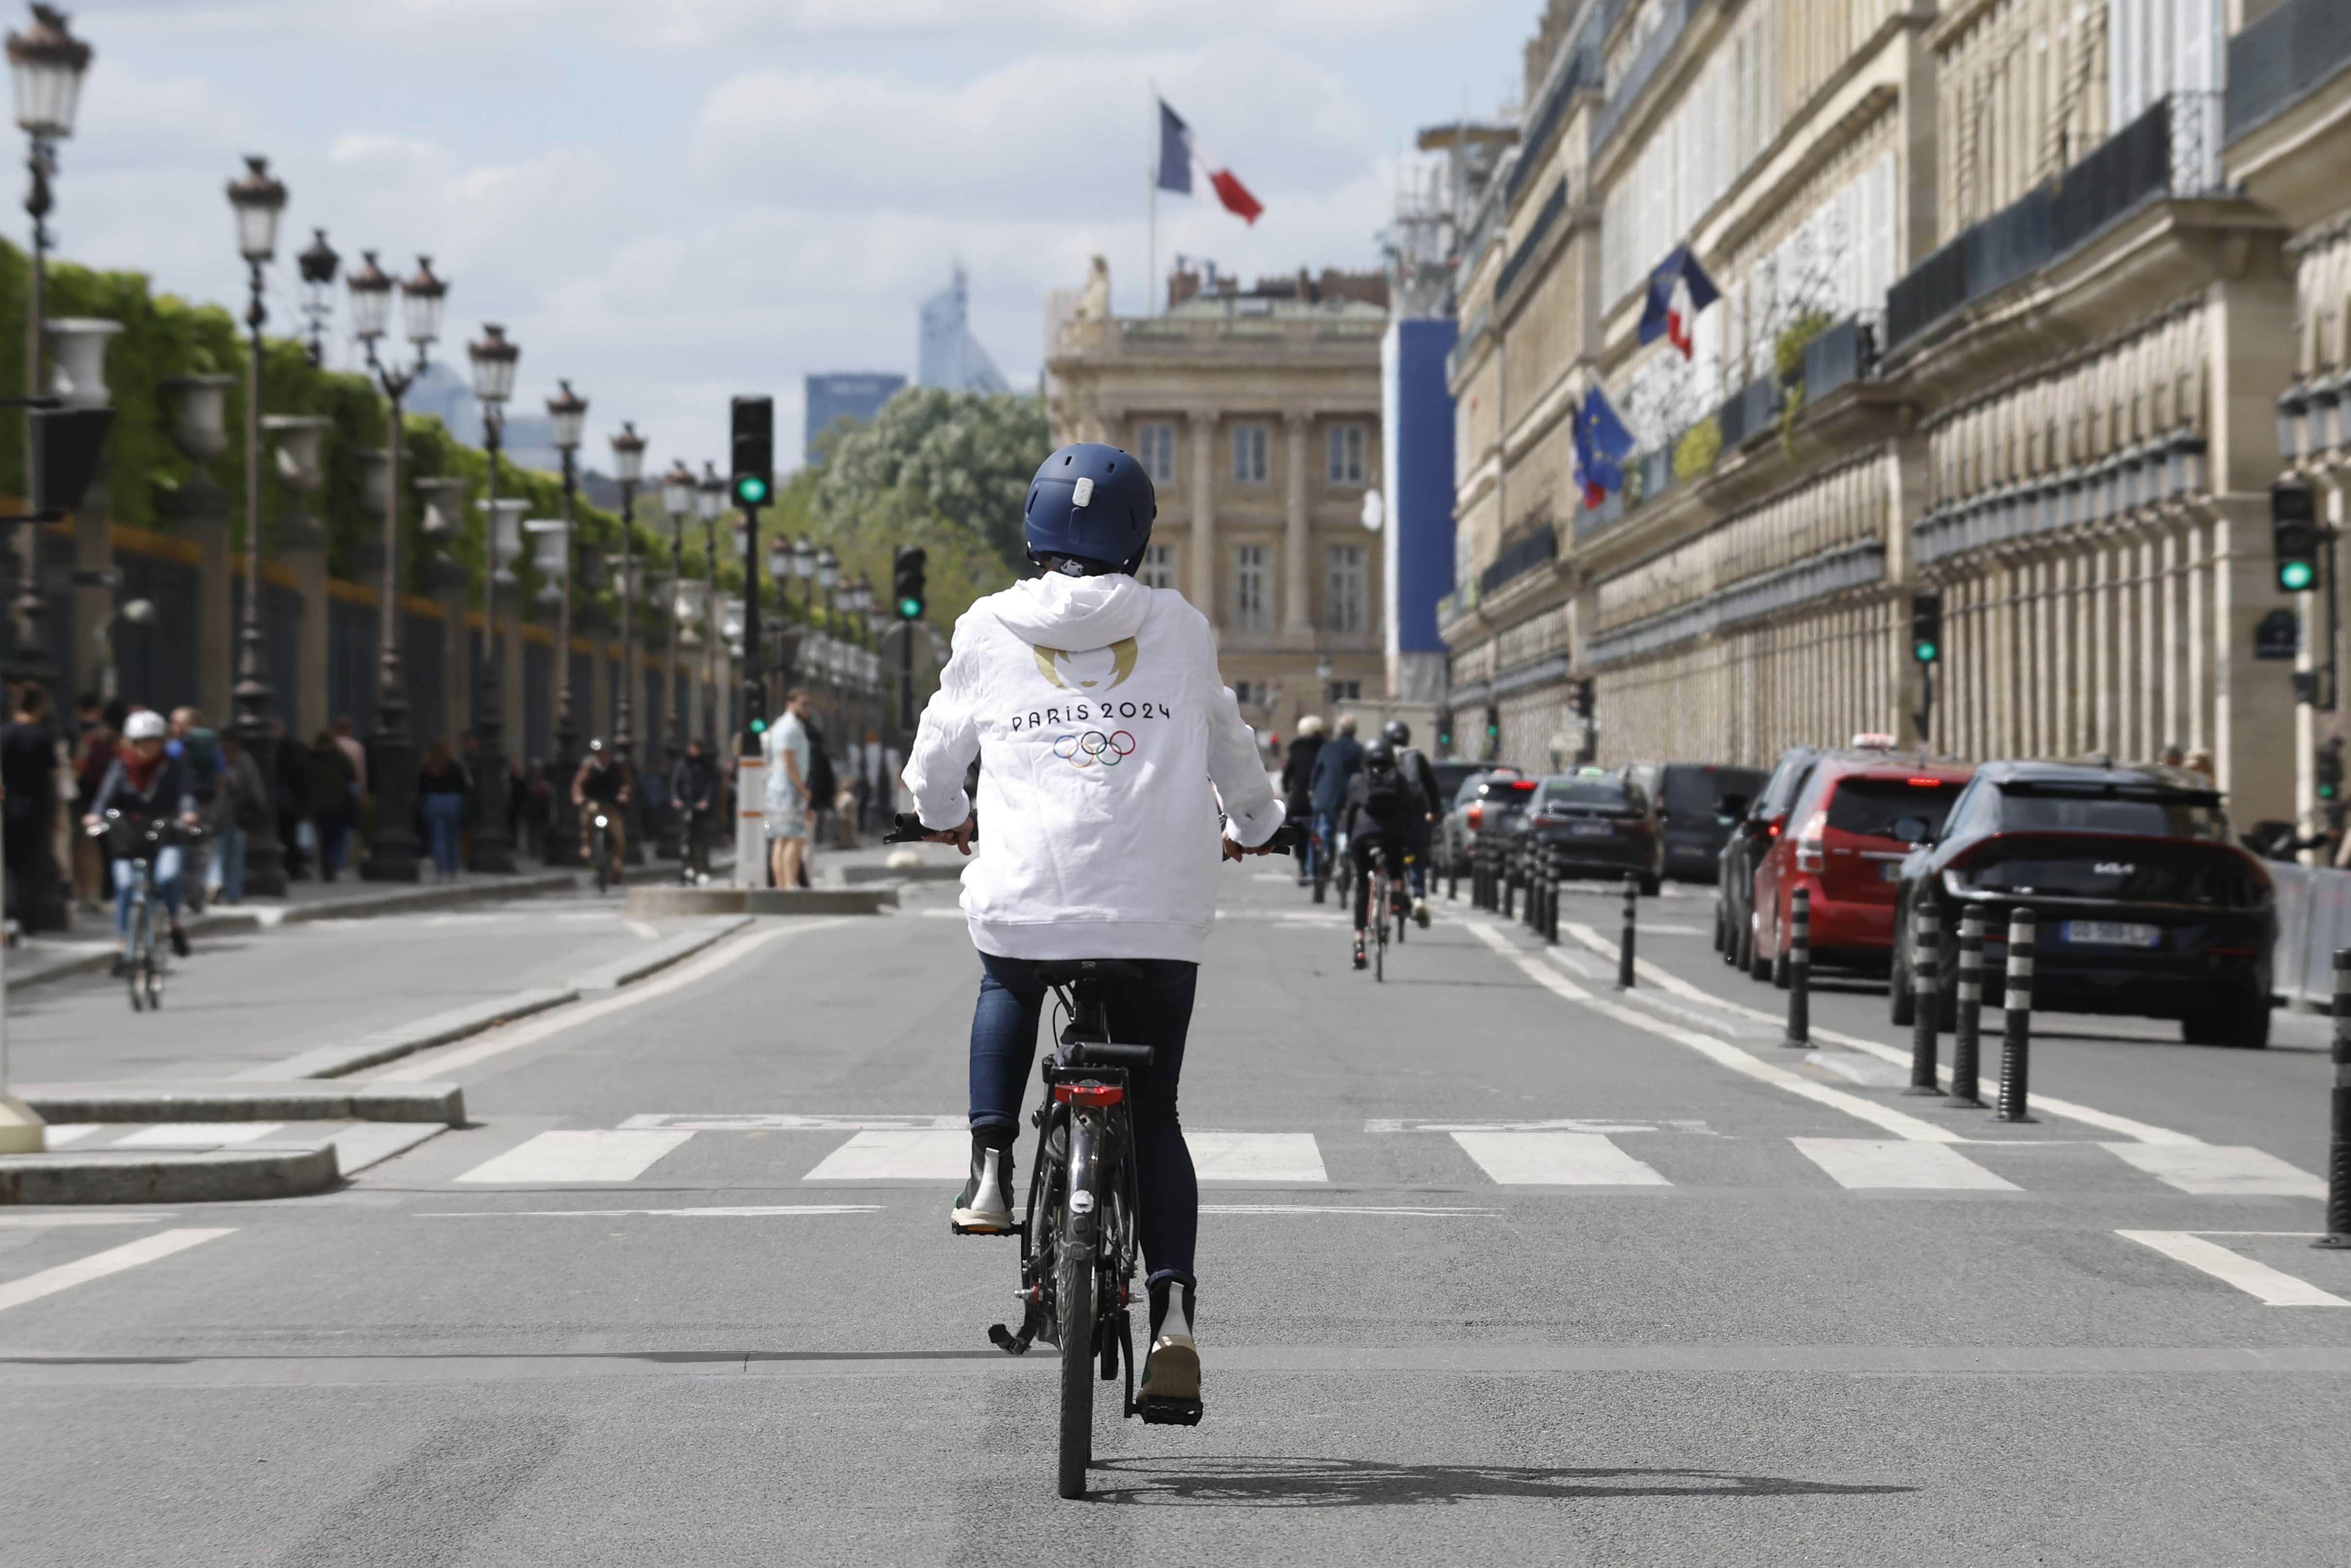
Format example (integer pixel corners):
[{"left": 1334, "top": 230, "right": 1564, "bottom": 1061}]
[
  {"left": 986, "top": 1323, "right": 1032, "bottom": 1357},
  {"left": 1137, "top": 1395, "right": 1203, "bottom": 1427},
  {"left": 949, "top": 1220, "right": 1016, "bottom": 1237}
]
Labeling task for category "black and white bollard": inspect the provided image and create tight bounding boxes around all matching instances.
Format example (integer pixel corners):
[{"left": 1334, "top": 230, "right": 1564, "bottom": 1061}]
[
  {"left": 1781, "top": 887, "right": 1811, "bottom": 1048},
  {"left": 1502, "top": 849, "right": 1517, "bottom": 920},
  {"left": 1903, "top": 901, "right": 1941, "bottom": 1095},
  {"left": 1991, "top": 907, "right": 2037, "bottom": 1123},
  {"left": 2318, "top": 948, "right": 2351, "bottom": 1250},
  {"left": 1545, "top": 865, "right": 1561, "bottom": 944},
  {"left": 1448, "top": 852, "right": 1460, "bottom": 903},
  {"left": 1617, "top": 872, "right": 1638, "bottom": 991},
  {"left": 1945, "top": 909, "right": 1987, "bottom": 1108}
]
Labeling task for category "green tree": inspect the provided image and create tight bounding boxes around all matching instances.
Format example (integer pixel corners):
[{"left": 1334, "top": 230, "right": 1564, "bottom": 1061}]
[{"left": 812, "top": 387, "right": 1048, "bottom": 570}]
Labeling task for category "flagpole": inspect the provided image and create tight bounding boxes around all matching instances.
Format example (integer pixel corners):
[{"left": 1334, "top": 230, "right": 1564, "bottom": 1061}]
[{"left": 1146, "top": 83, "right": 1158, "bottom": 316}]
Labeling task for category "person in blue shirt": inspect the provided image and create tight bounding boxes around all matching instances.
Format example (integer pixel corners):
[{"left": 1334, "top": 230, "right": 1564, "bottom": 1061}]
[{"left": 1304, "top": 714, "right": 1363, "bottom": 888}]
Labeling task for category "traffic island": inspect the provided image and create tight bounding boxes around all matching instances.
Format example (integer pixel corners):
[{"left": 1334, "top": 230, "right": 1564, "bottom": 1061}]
[
  {"left": 624, "top": 887, "right": 897, "bottom": 917},
  {"left": 0, "top": 1142, "right": 340, "bottom": 1204},
  {"left": 17, "top": 1081, "right": 466, "bottom": 1126}
]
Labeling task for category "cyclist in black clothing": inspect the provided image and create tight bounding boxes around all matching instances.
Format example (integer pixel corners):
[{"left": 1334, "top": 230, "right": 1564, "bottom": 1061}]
[
  {"left": 1383, "top": 719, "right": 1442, "bottom": 927},
  {"left": 571, "top": 739, "right": 633, "bottom": 868},
  {"left": 1342, "top": 737, "right": 1421, "bottom": 970},
  {"left": 670, "top": 739, "right": 719, "bottom": 881}
]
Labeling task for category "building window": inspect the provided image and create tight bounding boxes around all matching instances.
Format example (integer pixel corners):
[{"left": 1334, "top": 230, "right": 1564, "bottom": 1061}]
[
  {"left": 1328, "top": 679, "right": 1362, "bottom": 703},
  {"left": 1231, "top": 423, "right": 1269, "bottom": 483},
  {"left": 1140, "top": 543, "right": 1176, "bottom": 590},
  {"left": 1232, "top": 543, "right": 1268, "bottom": 630},
  {"left": 1137, "top": 422, "right": 1176, "bottom": 484},
  {"left": 1232, "top": 679, "right": 1265, "bottom": 707},
  {"left": 1326, "top": 544, "right": 1365, "bottom": 633},
  {"left": 1327, "top": 424, "right": 1366, "bottom": 485}
]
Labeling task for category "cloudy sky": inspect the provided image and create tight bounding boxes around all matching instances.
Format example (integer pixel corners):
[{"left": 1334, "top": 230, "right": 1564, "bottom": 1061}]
[{"left": 56, "top": 0, "right": 1533, "bottom": 469}]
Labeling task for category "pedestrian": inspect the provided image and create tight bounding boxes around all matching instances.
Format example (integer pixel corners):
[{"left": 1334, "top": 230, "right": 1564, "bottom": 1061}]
[
  {"left": 672, "top": 737, "right": 717, "bottom": 882},
  {"left": 331, "top": 716, "right": 369, "bottom": 868},
  {"left": 765, "top": 687, "right": 814, "bottom": 890},
  {"left": 2184, "top": 748, "right": 2215, "bottom": 783},
  {"left": 1280, "top": 715, "right": 1326, "bottom": 886},
  {"left": 417, "top": 738, "right": 470, "bottom": 879},
  {"left": 458, "top": 728, "right": 483, "bottom": 862},
  {"left": 802, "top": 713, "right": 836, "bottom": 877},
  {"left": 212, "top": 727, "right": 267, "bottom": 904},
  {"left": 271, "top": 721, "right": 310, "bottom": 880},
  {"left": 71, "top": 697, "right": 122, "bottom": 912},
  {"left": 520, "top": 758, "right": 552, "bottom": 861},
  {"left": 1306, "top": 713, "right": 1364, "bottom": 885},
  {"left": 168, "top": 708, "right": 221, "bottom": 911},
  {"left": 305, "top": 729, "right": 357, "bottom": 881},
  {"left": 1, "top": 683, "right": 60, "bottom": 936}
]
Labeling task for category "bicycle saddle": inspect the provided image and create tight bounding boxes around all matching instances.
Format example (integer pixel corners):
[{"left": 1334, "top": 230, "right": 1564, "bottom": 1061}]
[{"left": 1033, "top": 959, "right": 1147, "bottom": 987}]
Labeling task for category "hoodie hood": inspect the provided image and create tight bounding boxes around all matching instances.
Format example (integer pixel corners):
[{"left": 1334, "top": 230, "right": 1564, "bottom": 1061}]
[{"left": 990, "top": 572, "right": 1152, "bottom": 654}]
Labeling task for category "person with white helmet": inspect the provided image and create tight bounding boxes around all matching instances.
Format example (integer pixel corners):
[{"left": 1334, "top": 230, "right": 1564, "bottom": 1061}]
[
  {"left": 902, "top": 439, "right": 1287, "bottom": 1422},
  {"left": 82, "top": 708, "right": 200, "bottom": 969}
]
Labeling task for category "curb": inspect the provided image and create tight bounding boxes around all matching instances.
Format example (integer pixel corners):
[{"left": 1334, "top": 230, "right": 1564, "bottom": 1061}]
[
  {"left": 0, "top": 1142, "right": 340, "bottom": 1204},
  {"left": 838, "top": 862, "right": 965, "bottom": 885},
  {"left": 253, "top": 989, "right": 579, "bottom": 1080},
  {"left": 623, "top": 886, "right": 896, "bottom": 917},
  {"left": 18, "top": 1080, "right": 465, "bottom": 1126},
  {"left": 570, "top": 916, "right": 753, "bottom": 991}
]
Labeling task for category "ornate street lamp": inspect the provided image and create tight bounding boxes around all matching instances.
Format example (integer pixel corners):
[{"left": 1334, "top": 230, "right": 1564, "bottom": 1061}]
[
  {"left": 659, "top": 458, "right": 693, "bottom": 767},
  {"left": 609, "top": 421, "right": 645, "bottom": 769},
  {"left": 697, "top": 461, "right": 723, "bottom": 742},
  {"left": 6, "top": 3, "right": 89, "bottom": 696},
  {"left": 792, "top": 534, "right": 817, "bottom": 620},
  {"left": 348, "top": 251, "right": 445, "bottom": 884},
  {"left": 545, "top": 381, "right": 588, "bottom": 861},
  {"left": 225, "top": 153, "right": 287, "bottom": 897},
  {"left": 296, "top": 228, "right": 338, "bottom": 366},
  {"left": 466, "top": 321, "right": 520, "bottom": 872}
]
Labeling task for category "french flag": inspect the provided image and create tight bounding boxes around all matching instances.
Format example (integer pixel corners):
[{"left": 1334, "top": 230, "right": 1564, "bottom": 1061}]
[
  {"left": 1158, "top": 98, "right": 1263, "bottom": 225},
  {"left": 1638, "top": 244, "right": 1720, "bottom": 360}
]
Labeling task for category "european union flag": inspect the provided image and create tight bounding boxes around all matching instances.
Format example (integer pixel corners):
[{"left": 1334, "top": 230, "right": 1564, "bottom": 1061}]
[
  {"left": 1572, "top": 384, "right": 1635, "bottom": 510},
  {"left": 1638, "top": 244, "right": 1720, "bottom": 359}
]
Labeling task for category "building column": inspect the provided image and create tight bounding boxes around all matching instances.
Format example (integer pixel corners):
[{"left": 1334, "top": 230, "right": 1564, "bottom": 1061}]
[
  {"left": 1282, "top": 412, "right": 1313, "bottom": 641},
  {"left": 1187, "top": 409, "right": 1217, "bottom": 625}
]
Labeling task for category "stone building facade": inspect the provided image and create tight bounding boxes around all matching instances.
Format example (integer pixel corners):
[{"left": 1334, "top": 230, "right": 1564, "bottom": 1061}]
[
  {"left": 1440, "top": 0, "right": 2341, "bottom": 836},
  {"left": 1044, "top": 265, "right": 1389, "bottom": 742}
]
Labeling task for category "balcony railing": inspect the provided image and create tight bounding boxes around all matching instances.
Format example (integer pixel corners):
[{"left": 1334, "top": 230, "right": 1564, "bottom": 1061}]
[
  {"left": 1592, "top": 0, "right": 1692, "bottom": 152},
  {"left": 1886, "top": 93, "right": 2228, "bottom": 353},
  {"left": 2227, "top": 0, "right": 2351, "bottom": 144},
  {"left": 1799, "top": 315, "right": 1877, "bottom": 401},
  {"left": 1506, "top": 22, "right": 1603, "bottom": 207},
  {"left": 1478, "top": 521, "right": 1558, "bottom": 597},
  {"left": 1495, "top": 178, "right": 1570, "bottom": 302}
]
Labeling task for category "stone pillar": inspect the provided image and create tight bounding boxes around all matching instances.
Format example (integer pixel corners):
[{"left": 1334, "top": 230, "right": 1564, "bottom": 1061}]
[
  {"left": 1187, "top": 409, "right": 1217, "bottom": 624},
  {"left": 262, "top": 415, "right": 333, "bottom": 743},
  {"left": 49, "top": 319, "right": 123, "bottom": 701},
  {"left": 159, "top": 375, "right": 235, "bottom": 724},
  {"left": 1282, "top": 411, "right": 1313, "bottom": 641},
  {"left": 415, "top": 478, "right": 472, "bottom": 750}
]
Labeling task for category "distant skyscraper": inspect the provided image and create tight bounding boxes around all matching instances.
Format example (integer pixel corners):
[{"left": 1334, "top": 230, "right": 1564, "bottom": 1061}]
[
  {"left": 804, "top": 371, "right": 908, "bottom": 455},
  {"left": 918, "top": 265, "right": 1009, "bottom": 393}
]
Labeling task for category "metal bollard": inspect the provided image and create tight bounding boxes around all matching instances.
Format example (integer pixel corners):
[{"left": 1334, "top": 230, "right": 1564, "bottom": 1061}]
[
  {"left": 1945, "top": 910, "right": 1987, "bottom": 1108},
  {"left": 2318, "top": 948, "right": 2351, "bottom": 1250},
  {"left": 1902, "top": 901, "right": 1941, "bottom": 1095},
  {"left": 1781, "top": 887, "right": 1810, "bottom": 1048},
  {"left": 1448, "top": 853, "right": 1460, "bottom": 903},
  {"left": 1991, "top": 907, "right": 2037, "bottom": 1123},
  {"left": 1545, "top": 867, "right": 1560, "bottom": 945},
  {"left": 1617, "top": 872, "right": 1638, "bottom": 990}
]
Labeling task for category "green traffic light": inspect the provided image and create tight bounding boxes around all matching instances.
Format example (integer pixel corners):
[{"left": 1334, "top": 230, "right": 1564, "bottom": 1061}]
[
  {"left": 2322, "top": 783, "right": 2338, "bottom": 800},
  {"left": 1914, "top": 641, "right": 1939, "bottom": 663},
  {"left": 898, "top": 595, "right": 922, "bottom": 618},
  {"left": 748, "top": 717, "right": 766, "bottom": 734},
  {"left": 734, "top": 475, "right": 770, "bottom": 505},
  {"left": 2281, "top": 560, "right": 2317, "bottom": 592}
]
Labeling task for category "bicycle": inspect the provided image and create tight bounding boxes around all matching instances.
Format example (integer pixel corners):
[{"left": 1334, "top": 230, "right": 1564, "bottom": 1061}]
[
  {"left": 586, "top": 805, "right": 616, "bottom": 894},
  {"left": 89, "top": 814, "right": 172, "bottom": 1013},
  {"left": 1364, "top": 844, "right": 1393, "bottom": 981}
]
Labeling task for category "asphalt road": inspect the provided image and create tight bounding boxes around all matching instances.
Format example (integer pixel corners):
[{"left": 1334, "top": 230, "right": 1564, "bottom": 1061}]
[{"left": 3, "top": 864, "right": 2347, "bottom": 1565}]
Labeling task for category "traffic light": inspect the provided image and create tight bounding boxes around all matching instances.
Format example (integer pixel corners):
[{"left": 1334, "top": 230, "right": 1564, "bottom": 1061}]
[
  {"left": 730, "top": 395, "right": 774, "bottom": 509},
  {"left": 2319, "top": 738, "right": 2344, "bottom": 803},
  {"left": 1910, "top": 591, "right": 1943, "bottom": 664},
  {"left": 31, "top": 406, "right": 114, "bottom": 516},
  {"left": 2274, "top": 481, "right": 2320, "bottom": 594},
  {"left": 1483, "top": 705, "right": 1500, "bottom": 742},
  {"left": 893, "top": 545, "right": 928, "bottom": 620},
  {"left": 1435, "top": 706, "right": 1454, "bottom": 754},
  {"left": 1567, "top": 677, "right": 1594, "bottom": 720}
]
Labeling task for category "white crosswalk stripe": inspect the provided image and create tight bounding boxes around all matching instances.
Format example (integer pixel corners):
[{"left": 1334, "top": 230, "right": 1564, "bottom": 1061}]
[
  {"left": 1190, "top": 1132, "right": 1328, "bottom": 1183},
  {"left": 803, "top": 1129, "right": 970, "bottom": 1181},
  {"left": 2100, "top": 1143, "right": 2324, "bottom": 1198},
  {"left": 455, "top": 1130, "right": 693, "bottom": 1184},
  {"left": 1449, "top": 1131, "right": 1670, "bottom": 1187},
  {"left": 1791, "top": 1138, "right": 2020, "bottom": 1191}
]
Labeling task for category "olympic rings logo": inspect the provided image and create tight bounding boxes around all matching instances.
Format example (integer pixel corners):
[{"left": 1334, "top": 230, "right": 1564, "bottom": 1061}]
[{"left": 1052, "top": 730, "right": 1137, "bottom": 769}]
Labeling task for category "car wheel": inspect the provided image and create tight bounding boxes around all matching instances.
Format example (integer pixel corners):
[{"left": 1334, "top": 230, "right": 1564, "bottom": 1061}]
[
  {"left": 1639, "top": 873, "right": 1662, "bottom": 898},
  {"left": 1889, "top": 943, "right": 1917, "bottom": 1028},
  {"left": 2182, "top": 991, "right": 2271, "bottom": 1050},
  {"left": 1711, "top": 907, "right": 1725, "bottom": 953},
  {"left": 1747, "top": 921, "right": 1771, "bottom": 983}
]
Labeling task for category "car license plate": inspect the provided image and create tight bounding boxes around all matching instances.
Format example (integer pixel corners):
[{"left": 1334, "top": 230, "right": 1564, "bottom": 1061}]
[
  {"left": 1566, "top": 821, "right": 1611, "bottom": 837},
  {"left": 1880, "top": 862, "right": 1903, "bottom": 882},
  {"left": 2062, "top": 920, "right": 2160, "bottom": 948}
]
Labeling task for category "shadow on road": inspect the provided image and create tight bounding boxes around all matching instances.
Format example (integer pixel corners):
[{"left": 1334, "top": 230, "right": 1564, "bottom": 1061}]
[{"left": 1087, "top": 1454, "right": 1917, "bottom": 1507}]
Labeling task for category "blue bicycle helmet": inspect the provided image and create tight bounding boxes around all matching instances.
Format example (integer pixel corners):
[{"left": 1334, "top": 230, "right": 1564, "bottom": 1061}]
[{"left": 1024, "top": 442, "right": 1156, "bottom": 575}]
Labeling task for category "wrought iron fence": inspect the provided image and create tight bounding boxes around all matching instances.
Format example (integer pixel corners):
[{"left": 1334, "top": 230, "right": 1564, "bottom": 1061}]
[
  {"left": 1477, "top": 521, "right": 1558, "bottom": 597},
  {"left": 2227, "top": 0, "right": 2351, "bottom": 144}
]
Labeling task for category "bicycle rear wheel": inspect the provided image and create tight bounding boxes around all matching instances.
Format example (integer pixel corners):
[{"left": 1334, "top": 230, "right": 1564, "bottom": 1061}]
[
  {"left": 1057, "top": 1113, "right": 1100, "bottom": 1499},
  {"left": 126, "top": 900, "right": 149, "bottom": 1012}
]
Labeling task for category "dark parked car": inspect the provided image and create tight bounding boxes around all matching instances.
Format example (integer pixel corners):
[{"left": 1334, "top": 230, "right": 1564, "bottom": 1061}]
[
  {"left": 1715, "top": 745, "right": 1823, "bottom": 974},
  {"left": 1508, "top": 770, "right": 1663, "bottom": 896},
  {"left": 1888, "top": 760, "right": 2275, "bottom": 1048},
  {"left": 1438, "top": 767, "right": 1531, "bottom": 875},
  {"left": 1628, "top": 761, "right": 1770, "bottom": 882}
]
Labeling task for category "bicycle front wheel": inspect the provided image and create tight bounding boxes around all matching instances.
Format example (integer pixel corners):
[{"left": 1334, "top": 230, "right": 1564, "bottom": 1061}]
[{"left": 1056, "top": 1113, "right": 1100, "bottom": 1499}]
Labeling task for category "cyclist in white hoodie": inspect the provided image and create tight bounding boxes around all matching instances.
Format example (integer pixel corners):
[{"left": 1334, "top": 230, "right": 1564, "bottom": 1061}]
[{"left": 903, "top": 440, "right": 1285, "bottom": 1420}]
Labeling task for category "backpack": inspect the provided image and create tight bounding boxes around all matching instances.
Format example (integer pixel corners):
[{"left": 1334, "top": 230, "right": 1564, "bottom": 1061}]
[
  {"left": 1360, "top": 767, "right": 1410, "bottom": 823},
  {"left": 184, "top": 727, "right": 221, "bottom": 802}
]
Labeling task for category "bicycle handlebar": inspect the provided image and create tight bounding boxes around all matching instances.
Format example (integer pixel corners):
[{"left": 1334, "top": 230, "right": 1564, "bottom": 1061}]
[
  {"left": 884, "top": 810, "right": 974, "bottom": 845},
  {"left": 1068, "top": 1041, "right": 1155, "bottom": 1068}
]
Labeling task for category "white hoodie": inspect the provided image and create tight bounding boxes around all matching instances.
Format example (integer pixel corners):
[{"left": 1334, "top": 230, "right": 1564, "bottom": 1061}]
[{"left": 901, "top": 572, "right": 1284, "bottom": 963}]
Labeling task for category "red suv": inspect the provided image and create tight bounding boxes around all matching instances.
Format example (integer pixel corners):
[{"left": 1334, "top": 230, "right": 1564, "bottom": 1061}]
[{"left": 1749, "top": 754, "right": 1974, "bottom": 984}]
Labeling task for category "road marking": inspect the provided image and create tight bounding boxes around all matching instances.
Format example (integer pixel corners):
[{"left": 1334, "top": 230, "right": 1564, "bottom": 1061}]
[
  {"left": 1368, "top": 1118, "right": 1712, "bottom": 1134},
  {"left": 625, "top": 919, "right": 660, "bottom": 939},
  {"left": 620, "top": 1114, "right": 964, "bottom": 1133},
  {"left": 1470, "top": 921, "right": 1961, "bottom": 1142},
  {"left": 329, "top": 1123, "right": 443, "bottom": 1175},
  {"left": 0, "top": 1228, "right": 235, "bottom": 1314},
  {"left": 37, "top": 1124, "right": 97, "bottom": 1147},
  {"left": 1202, "top": 1205, "right": 1499, "bottom": 1217},
  {"left": 803, "top": 1128, "right": 970, "bottom": 1181},
  {"left": 1556, "top": 922, "right": 2209, "bottom": 1146},
  {"left": 1792, "top": 1137, "right": 2020, "bottom": 1190},
  {"left": 373, "top": 919, "right": 849, "bottom": 1082},
  {"left": 1189, "top": 1132, "right": 1327, "bottom": 1183},
  {"left": 2102, "top": 1143, "right": 2325, "bottom": 1198},
  {"left": 1451, "top": 1130, "right": 1671, "bottom": 1186},
  {"left": 454, "top": 1130, "right": 694, "bottom": 1184},
  {"left": 416, "top": 1206, "right": 883, "bottom": 1218},
  {"left": 0, "top": 1212, "right": 179, "bottom": 1228},
  {"left": 111, "top": 1122, "right": 286, "bottom": 1148},
  {"left": 2118, "top": 1230, "right": 2351, "bottom": 1306}
]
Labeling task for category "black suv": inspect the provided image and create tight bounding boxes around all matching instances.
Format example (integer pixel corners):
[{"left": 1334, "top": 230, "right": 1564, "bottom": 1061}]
[
  {"left": 1887, "top": 761, "right": 2275, "bottom": 1048},
  {"left": 1714, "top": 745, "right": 1821, "bottom": 976},
  {"left": 1628, "top": 761, "right": 1771, "bottom": 882}
]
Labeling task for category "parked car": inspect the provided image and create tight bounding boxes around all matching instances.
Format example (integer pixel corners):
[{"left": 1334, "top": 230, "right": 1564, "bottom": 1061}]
[
  {"left": 1887, "top": 760, "right": 2275, "bottom": 1048},
  {"left": 1509, "top": 769, "right": 1664, "bottom": 896},
  {"left": 1628, "top": 761, "right": 1771, "bottom": 882},
  {"left": 1715, "top": 745, "right": 1823, "bottom": 975},
  {"left": 1439, "top": 768, "right": 1533, "bottom": 875},
  {"left": 1749, "top": 756, "right": 1974, "bottom": 984}
]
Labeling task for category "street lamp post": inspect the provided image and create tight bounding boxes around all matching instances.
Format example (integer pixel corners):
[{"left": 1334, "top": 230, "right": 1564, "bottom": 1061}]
[
  {"left": 542, "top": 380, "right": 587, "bottom": 865},
  {"left": 659, "top": 459, "right": 691, "bottom": 764},
  {"left": 296, "top": 228, "right": 337, "bottom": 366},
  {"left": 697, "top": 462, "right": 723, "bottom": 741},
  {"left": 348, "top": 252, "right": 446, "bottom": 884},
  {"left": 466, "top": 323, "right": 519, "bottom": 872},
  {"left": 609, "top": 422, "right": 645, "bottom": 864},
  {"left": 225, "top": 154, "right": 288, "bottom": 898},
  {"left": 6, "top": 4, "right": 87, "bottom": 697}
]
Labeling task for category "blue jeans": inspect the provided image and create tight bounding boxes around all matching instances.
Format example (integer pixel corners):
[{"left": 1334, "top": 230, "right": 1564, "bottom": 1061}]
[
  {"left": 423, "top": 793, "right": 464, "bottom": 875},
  {"left": 212, "top": 824, "right": 246, "bottom": 903},
  {"left": 1307, "top": 807, "right": 1339, "bottom": 882},
  {"left": 968, "top": 951, "right": 1200, "bottom": 1290},
  {"left": 111, "top": 847, "right": 184, "bottom": 937}
]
